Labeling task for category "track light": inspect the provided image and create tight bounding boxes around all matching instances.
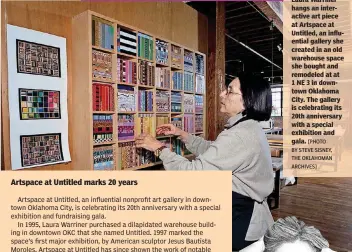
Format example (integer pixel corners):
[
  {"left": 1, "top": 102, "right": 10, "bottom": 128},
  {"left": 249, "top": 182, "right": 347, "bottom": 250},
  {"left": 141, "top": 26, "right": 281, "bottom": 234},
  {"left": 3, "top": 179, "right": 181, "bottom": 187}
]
[
  {"left": 269, "top": 21, "right": 275, "bottom": 31},
  {"left": 277, "top": 44, "right": 282, "bottom": 52}
]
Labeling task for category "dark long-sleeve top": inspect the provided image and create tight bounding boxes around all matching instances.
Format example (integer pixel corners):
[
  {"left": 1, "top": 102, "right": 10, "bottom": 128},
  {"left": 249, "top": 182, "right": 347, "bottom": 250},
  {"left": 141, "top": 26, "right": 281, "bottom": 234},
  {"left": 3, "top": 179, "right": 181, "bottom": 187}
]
[{"left": 159, "top": 113, "right": 274, "bottom": 241}]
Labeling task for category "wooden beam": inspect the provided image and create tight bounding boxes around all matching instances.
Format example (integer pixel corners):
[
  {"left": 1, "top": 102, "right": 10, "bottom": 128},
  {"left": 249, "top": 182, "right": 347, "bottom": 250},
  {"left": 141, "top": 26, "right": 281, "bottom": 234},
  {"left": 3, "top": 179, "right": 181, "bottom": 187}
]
[
  {"left": 207, "top": 2, "right": 227, "bottom": 141},
  {"left": 253, "top": 2, "right": 283, "bottom": 34}
]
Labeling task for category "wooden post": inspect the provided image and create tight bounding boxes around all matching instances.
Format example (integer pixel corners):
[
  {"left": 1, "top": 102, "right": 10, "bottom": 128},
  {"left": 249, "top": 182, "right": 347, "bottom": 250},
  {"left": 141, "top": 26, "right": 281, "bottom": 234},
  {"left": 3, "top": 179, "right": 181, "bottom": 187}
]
[
  {"left": 207, "top": 2, "right": 226, "bottom": 140},
  {"left": 253, "top": 2, "right": 283, "bottom": 34}
]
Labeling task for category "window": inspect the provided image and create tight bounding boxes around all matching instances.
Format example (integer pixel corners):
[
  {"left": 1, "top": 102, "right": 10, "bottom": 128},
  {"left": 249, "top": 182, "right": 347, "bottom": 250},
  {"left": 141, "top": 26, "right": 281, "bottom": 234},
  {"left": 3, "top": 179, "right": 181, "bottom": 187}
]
[{"left": 271, "top": 87, "right": 282, "bottom": 117}]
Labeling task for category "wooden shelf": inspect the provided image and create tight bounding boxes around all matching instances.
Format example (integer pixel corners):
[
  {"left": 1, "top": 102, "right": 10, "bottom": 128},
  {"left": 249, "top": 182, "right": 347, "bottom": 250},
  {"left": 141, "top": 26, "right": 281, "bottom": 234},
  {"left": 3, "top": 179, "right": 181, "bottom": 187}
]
[
  {"left": 117, "top": 51, "right": 137, "bottom": 59},
  {"left": 117, "top": 83, "right": 137, "bottom": 86},
  {"left": 138, "top": 84, "right": 155, "bottom": 89},
  {"left": 122, "top": 167, "right": 140, "bottom": 171},
  {"left": 156, "top": 62, "right": 169, "bottom": 67},
  {"left": 157, "top": 135, "right": 171, "bottom": 139},
  {"left": 138, "top": 57, "right": 154, "bottom": 63},
  {"left": 92, "top": 45, "right": 115, "bottom": 54},
  {"left": 72, "top": 10, "right": 207, "bottom": 171},
  {"left": 93, "top": 111, "right": 115, "bottom": 114},
  {"left": 93, "top": 141, "right": 116, "bottom": 147},
  {"left": 118, "top": 139, "right": 135, "bottom": 143},
  {"left": 92, "top": 78, "right": 115, "bottom": 84},
  {"left": 138, "top": 111, "right": 154, "bottom": 114},
  {"left": 118, "top": 111, "right": 136, "bottom": 114},
  {"left": 136, "top": 163, "right": 160, "bottom": 169},
  {"left": 156, "top": 87, "right": 170, "bottom": 91},
  {"left": 171, "top": 66, "right": 182, "bottom": 71}
]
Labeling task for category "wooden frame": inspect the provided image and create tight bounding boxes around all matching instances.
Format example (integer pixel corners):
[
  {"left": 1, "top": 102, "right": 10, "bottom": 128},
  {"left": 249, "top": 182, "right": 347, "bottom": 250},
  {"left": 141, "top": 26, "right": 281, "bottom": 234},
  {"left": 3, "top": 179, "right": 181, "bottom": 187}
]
[{"left": 72, "top": 10, "right": 206, "bottom": 170}]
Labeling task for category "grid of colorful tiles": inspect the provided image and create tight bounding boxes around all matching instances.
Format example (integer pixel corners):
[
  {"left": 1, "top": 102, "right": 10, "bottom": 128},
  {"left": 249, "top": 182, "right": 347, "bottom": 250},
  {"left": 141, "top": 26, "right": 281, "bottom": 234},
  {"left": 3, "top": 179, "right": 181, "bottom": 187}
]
[{"left": 19, "top": 89, "right": 60, "bottom": 120}]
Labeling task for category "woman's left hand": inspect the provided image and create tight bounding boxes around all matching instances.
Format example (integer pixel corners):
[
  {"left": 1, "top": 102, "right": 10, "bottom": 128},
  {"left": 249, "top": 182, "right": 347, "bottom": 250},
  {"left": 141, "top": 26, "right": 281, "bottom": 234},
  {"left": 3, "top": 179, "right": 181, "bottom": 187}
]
[{"left": 135, "top": 133, "right": 164, "bottom": 152}]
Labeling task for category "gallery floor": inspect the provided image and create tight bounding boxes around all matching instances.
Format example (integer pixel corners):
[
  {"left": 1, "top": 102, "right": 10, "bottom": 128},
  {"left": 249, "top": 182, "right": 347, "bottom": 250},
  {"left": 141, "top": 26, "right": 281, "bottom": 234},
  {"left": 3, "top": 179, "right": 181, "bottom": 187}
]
[{"left": 271, "top": 177, "right": 352, "bottom": 251}]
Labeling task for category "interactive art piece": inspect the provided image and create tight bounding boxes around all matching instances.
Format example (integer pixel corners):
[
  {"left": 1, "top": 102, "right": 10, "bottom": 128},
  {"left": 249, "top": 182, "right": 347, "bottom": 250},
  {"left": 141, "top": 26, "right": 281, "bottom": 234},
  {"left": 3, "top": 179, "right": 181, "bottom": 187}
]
[
  {"left": 7, "top": 24, "right": 71, "bottom": 170},
  {"left": 118, "top": 114, "right": 135, "bottom": 141},
  {"left": 156, "top": 39, "right": 168, "bottom": 65},
  {"left": 195, "top": 53, "right": 205, "bottom": 75},
  {"left": 118, "top": 85, "right": 136, "bottom": 112},
  {"left": 92, "top": 17, "right": 114, "bottom": 50},
  {"left": 172, "top": 72, "right": 183, "bottom": 90},
  {"left": 117, "top": 57, "right": 137, "bottom": 84},
  {"left": 184, "top": 114, "right": 194, "bottom": 133},
  {"left": 195, "top": 95, "right": 204, "bottom": 114},
  {"left": 93, "top": 145, "right": 115, "bottom": 170},
  {"left": 196, "top": 74, "right": 205, "bottom": 94},
  {"left": 17, "top": 39, "right": 61, "bottom": 77},
  {"left": 93, "top": 114, "right": 113, "bottom": 144},
  {"left": 195, "top": 114, "right": 203, "bottom": 133},
  {"left": 19, "top": 89, "right": 60, "bottom": 120},
  {"left": 138, "top": 33, "right": 153, "bottom": 61},
  {"left": 92, "top": 49, "right": 113, "bottom": 82},
  {"left": 20, "top": 133, "right": 63, "bottom": 167},
  {"left": 156, "top": 90, "right": 170, "bottom": 113},
  {"left": 156, "top": 115, "right": 169, "bottom": 136},
  {"left": 155, "top": 68, "right": 170, "bottom": 89},
  {"left": 118, "top": 142, "right": 138, "bottom": 170},
  {"left": 184, "top": 94, "right": 194, "bottom": 113},
  {"left": 184, "top": 71, "right": 194, "bottom": 92},
  {"left": 138, "top": 60, "right": 155, "bottom": 86},
  {"left": 92, "top": 82, "right": 115, "bottom": 111},
  {"left": 171, "top": 45, "right": 182, "bottom": 69},
  {"left": 117, "top": 27, "right": 137, "bottom": 56},
  {"left": 171, "top": 92, "right": 182, "bottom": 113},
  {"left": 184, "top": 50, "right": 194, "bottom": 73}
]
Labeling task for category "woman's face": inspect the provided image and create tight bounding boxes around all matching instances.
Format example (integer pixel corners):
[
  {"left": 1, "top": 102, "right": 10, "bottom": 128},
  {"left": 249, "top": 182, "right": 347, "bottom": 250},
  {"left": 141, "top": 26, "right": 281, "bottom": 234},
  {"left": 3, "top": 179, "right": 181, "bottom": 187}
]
[{"left": 219, "top": 78, "right": 245, "bottom": 117}]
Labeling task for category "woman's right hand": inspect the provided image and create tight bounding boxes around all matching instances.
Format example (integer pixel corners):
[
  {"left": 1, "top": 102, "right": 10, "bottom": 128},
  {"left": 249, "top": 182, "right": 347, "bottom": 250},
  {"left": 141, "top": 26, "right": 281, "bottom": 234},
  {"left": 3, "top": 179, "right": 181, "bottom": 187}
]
[{"left": 156, "top": 124, "right": 183, "bottom": 136}]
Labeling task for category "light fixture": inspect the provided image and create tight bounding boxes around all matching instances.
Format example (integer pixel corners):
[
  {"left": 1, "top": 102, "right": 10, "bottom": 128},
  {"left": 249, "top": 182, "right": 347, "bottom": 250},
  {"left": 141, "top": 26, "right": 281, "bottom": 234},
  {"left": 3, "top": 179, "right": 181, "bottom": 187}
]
[
  {"left": 269, "top": 21, "right": 275, "bottom": 31},
  {"left": 277, "top": 44, "right": 282, "bottom": 52}
]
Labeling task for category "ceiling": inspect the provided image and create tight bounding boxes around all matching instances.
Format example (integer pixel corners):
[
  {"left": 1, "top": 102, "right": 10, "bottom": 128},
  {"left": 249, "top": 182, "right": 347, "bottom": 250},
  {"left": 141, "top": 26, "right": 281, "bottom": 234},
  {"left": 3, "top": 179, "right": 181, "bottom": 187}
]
[{"left": 187, "top": 1, "right": 283, "bottom": 85}]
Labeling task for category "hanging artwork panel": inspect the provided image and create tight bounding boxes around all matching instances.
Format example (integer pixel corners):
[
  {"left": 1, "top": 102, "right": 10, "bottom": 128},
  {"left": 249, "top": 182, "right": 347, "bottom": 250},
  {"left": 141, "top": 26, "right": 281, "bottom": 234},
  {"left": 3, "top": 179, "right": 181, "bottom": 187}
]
[{"left": 7, "top": 24, "right": 71, "bottom": 170}]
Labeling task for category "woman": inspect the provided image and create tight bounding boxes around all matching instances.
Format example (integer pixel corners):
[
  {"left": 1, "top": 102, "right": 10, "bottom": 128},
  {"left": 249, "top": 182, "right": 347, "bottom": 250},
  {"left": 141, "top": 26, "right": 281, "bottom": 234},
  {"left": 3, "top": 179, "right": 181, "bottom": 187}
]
[
  {"left": 241, "top": 216, "right": 335, "bottom": 252},
  {"left": 263, "top": 216, "right": 332, "bottom": 252},
  {"left": 136, "top": 72, "right": 274, "bottom": 251}
]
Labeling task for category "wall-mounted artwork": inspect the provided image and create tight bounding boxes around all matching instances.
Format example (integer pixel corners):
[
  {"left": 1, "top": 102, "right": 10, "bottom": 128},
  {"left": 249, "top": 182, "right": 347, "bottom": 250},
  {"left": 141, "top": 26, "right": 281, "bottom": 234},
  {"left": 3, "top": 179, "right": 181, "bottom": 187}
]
[
  {"left": 16, "top": 39, "right": 61, "bottom": 77},
  {"left": 20, "top": 133, "right": 63, "bottom": 167},
  {"left": 19, "top": 88, "right": 61, "bottom": 120},
  {"left": 7, "top": 24, "right": 71, "bottom": 170}
]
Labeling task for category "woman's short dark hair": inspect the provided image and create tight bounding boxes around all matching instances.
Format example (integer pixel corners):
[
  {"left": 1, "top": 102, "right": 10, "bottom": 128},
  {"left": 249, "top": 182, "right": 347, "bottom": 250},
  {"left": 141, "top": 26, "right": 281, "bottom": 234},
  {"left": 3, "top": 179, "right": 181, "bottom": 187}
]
[
  {"left": 230, "top": 72, "right": 272, "bottom": 121},
  {"left": 264, "top": 216, "right": 329, "bottom": 252}
]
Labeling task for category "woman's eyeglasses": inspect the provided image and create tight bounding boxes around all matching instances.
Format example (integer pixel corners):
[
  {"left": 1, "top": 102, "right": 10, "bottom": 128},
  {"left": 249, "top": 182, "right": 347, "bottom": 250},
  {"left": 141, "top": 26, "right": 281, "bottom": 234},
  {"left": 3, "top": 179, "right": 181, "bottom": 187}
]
[{"left": 226, "top": 90, "right": 242, "bottom": 96}]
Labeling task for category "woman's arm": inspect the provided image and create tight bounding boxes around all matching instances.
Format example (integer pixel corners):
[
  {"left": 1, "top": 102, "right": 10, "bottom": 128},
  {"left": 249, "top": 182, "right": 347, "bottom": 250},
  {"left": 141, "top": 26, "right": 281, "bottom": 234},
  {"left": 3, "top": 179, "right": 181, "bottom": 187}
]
[
  {"left": 160, "top": 130, "right": 253, "bottom": 171},
  {"left": 178, "top": 132, "right": 214, "bottom": 156},
  {"left": 157, "top": 124, "right": 214, "bottom": 156}
]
